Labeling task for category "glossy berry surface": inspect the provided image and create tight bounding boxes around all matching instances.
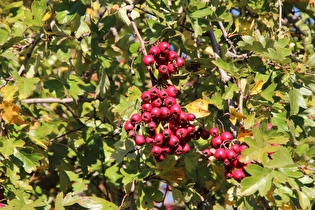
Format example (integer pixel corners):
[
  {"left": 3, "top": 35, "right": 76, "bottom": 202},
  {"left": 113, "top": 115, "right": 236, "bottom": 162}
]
[
  {"left": 215, "top": 148, "right": 226, "bottom": 161},
  {"left": 159, "top": 42, "right": 171, "bottom": 54},
  {"left": 233, "top": 169, "right": 245, "bottom": 182},
  {"left": 210, "top": 127, "right": 219, "bottom": 137},
  {"left": 143, "top": 55, "right": 155, "bottom": 66},
  {"left": 135, "top": 134, "right": 145, "bottom": 146}
]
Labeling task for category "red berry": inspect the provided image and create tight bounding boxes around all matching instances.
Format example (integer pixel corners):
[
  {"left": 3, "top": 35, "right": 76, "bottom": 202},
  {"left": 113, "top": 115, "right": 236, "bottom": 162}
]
[
  {"left": 142, "top": 103, "right": 152, "bottom": 113},
  {"left": 186, "top": 124, "right": 196, "bottom": 136},
  {"left": 239, "top": 144, "right": 249, "bottom": 153},
  {"left": 159, "top": 107, "right": 171, "bottom": 120},
  {"left": 151, "top": 98, "right": 162, "bottom": 107},
  {"left": 176, "top": 128, "right": 188, "bottom": 140},
  {"left": 149, "top": 46, "right": 160, "bottom": 57},
  {"left": 187, "top": 113, "right": 196, "bottom": 121},
  {"left": 167, "top": 63, "right": 177, "bottom": 74},
  {"left": 154, "top": 133, "right": 164, "bottom": 146},
  {"left": 159, "top": 90, "right": 168, "bottom": 99},
  {"left": 215, "top": 148, "right": 226, "bottom": 161},
  {"left": 176, "top": 57, "right": 185, "bottom": 68},
  {"left": 154, "top": 153, "right": 165, "bottom": 162},
  {"left": 163, "top": 129, "right": 173, "bottom": 140},
  {"left": 158, "top": 65, "right": 169, "bottom": 75},
  {"left": 143, "top": 55, "right": 155, "bottom": 66},
  {"left": 151, "top": 107, "right": 161, "bottom": 119},
  {"left": 166, "top": 85, "right": 179, "bottom": 98},
  {"left": 165, "top": 97, "right": 177, "bottom": 109},
  {"left": 221, "top": 131, "right": 233, "bottom": 141},
  {"left": 235, "top": 155, "right": 245, "bottom": 168},
  {"left": 192, "top": 132, "right": 201, "bottom": 140},
  {"left": 135, "top": 134, "right": 145, "bottom": 146},
  {"left": 159, "top": 42, "right": 171, "bottom": 54},
  {"left": 203, "top": 149, "right": 212, "bottom": 157},
  {"left": 150, "top": 87, "right": 160, "bottom": 99},
  {"left": 168, "top": 135, "right": 179, "bottom": 147},
  {"left": 210, "top": 127, "right": 219, "bottom": 137},
  {"left": 231, "top": 144, "right": 240, "bottom": 154},
  {"left": 169, "top": 118, "right": 180, "bottom": 131},
  {"left": 233, "top": 169, "right": 245, "bottom": 182},
  {"left": 141, "top": 91, "right": 151, "bottom": 103},
  {"left": 179, "top": 111, "right": 188, "bottom": 125},
  {"left": 0, "top": 203, "right": 4, "bottom": 208},
  {"left": 174, "top": 144, "right": 183, "bottom": 155},
  {"left": 148, "top": 121, "right": 156, "bottom": 131},
  {"left": 211, "top": 136, "right": 222, "bottom": 149},
  {"left": 130, "top": 113, "right": 141, "bottom": 125},
  {"left": 226, "top": 150, "right": 237, "bottom": 161},
  {"left": 168, "top": 51, "right": 178, "bottom": 61},
  {"left": 151, "top": 145, "right": 162, "bottom": 156},
  {"left": 148, "top": 129, "right": 157, "bottom": 137},
  {"left": 225, "top": 171, "right": 233, "bottom": 179},
  {"left": 141, "top": 112, "right": 152, "bottom": 123},
  {"left": 200, "top": 128, "right": 210, "bottom": 140},
  {"left": 161, "top": 146, "right": 171, "bottom": 154},
  {"left": 146, "top": 136, "right": 155, "bottom": 145},
  {"left": 124, "top": 121, "right": 134, "bottom": 133},
  {"left": 128, "top": 130, "right": 136, "bottom": 139},
  {"left": 182, "top": 143, "right": 190, "bottom": 154},
  {"left": 170, "top": 104, "right": 181, "bottom": 118}
]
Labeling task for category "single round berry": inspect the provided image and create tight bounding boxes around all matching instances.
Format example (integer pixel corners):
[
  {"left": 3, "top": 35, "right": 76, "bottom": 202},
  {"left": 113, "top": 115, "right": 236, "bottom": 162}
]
[
  {"left": 159, "top": 107, "right": 171, "bottom": 120},
  {"left": 159, "top": 90, "right": 168, "bottom": 99},
  {"left": 210, "top": 127, "right": 219, "bottom": 137},
  {"left": 176, "top": 57, "right": 185, "bottom": 68},
  {"left": 215, "top": 148, "right": 226, "bottom": 161},
  {"left": 130, "top": 113, "right": 141, "bottom": 125},
  {"left": 168, "top": 135, "right": 180, "bottom": 147},
  {"left": 158, "top": 65, "right": 169, "bottom": 75},
  {"left": 186, "top": 124, "right": 196, "bottom": 136},
  {"left": 150, "top": 87, "right": 160, "bottom": 99},
  {"left": 143, "top": 55, "right": 155, "bottom": 66},
  {"left": 141, "top": 91, "right": 151, "bottom": 103},
  {"left": 169, "top": 118, "right": 180, "bottom": 131},
  {"left": 165, "top": 97, "right": 177, "bottom": 109},
  {"left": 154, "top": 133, "right": 164, "bottom": 146},
  {"left": 151, "top": 98, "right": 162, "bottom": 107},
  {"left": 221, "top": 131, "right": 233, "bottom": 141},
  {"left": 176, "top": 128, "right": 188, "bottom": 140},
  {"left": 148, "top": 121, "right": 156, "bottom": 131},
  {"left": 179, "top": 111, "right": 188, "bottom": 125},
  {"left": 233, "top": 169, "right": 245, "bottom": 182},
  {"left": 141, "top": 112, "right": 152, "bottom": 123},
  {"left": 166, "top": 85, "right": 179, "bottom": 98},
  {"left": 192, "top": 132, "right": 201, "bottom": 140},
  {"left": 128, "top": 130, "right": 136, "bottom": 139},
  {"left": 170, "top": 104, "right": 181, "bottom": 118},
  {"left": 231, "top": 144, "right": 240, "bottom": 154},
  {"left": 163, "top": 129, "right": 173, "bottom": 140},
  {"left": 187, "top": 113, "right": 196, "bottom": 121},
  {"left": 151, "top": 107, "right": 161, "bottom": 119},
  {"left": 174, "top": 144, "right": 183, "bottom": 155},
  {"left": 159, "top": 42, "right": 171, "bottom": 54},
  {"left": 142, "top": 103, "right": 152, "bottom": 113},
  {"left": 182, "top": 143, "right": 190, "bottom": 154},
  {"left": 124, "top": 121, "right": 134, "bottom": 133},
  {"left": 154, "top": 153, "right": 165, "bottom": 162},
  {"left": 151, "top": 145, "right": 162, "bottom": 156},
  {"left": 267, "top": 123, "right": 273, "bottom": 131},
  {"left": 149, "top": 46, "right": 160, "bottom": 57},
  {"left": 161, "top": 146, "right": 171, "bottom": 154},
  {"left": 211, "top": 136, "right": 222, "bottom": 149},
  {"left": 135, "top": 134, "right": 145, "bottom": 146},
  {"left": 167, "top": 63, "right": 177, "bottom": 74},
  {"left": 226, "top": 150, "right": 237, "bottom": 161},
  {"left": 146, "top": 136, "right": 155, "bottom": 145},
  {"left": 203, "top": 149, "right": 212, "bottom": 157},
  {"left": 168, "top": 51, "right": 178, "bottom": 61},
  {"left": 200, "top": 128, "right": 210, "bottom": 140},
  {"left": 239, "top": 144, "right": 249, "bottom": 153},
  {"left": 225, "top": 171, "right": 233, "bottom": 179}
]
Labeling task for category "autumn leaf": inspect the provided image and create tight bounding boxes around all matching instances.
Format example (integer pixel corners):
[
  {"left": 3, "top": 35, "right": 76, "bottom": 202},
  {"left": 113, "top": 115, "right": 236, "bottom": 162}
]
[
  {"left": 230, "top": 108, "right": 247, "bottom": 124},
  {"left": 238, "top": 126, "right": 253, "bottom": 142},
  {"left": 0, "top": 85, "right": 19, "bottom": 101},
  {"left": 185, "top": 98, "right": 211, "bottom": 118},
  {"left": 250, "top": 80, "right": 266, "bottom": 95},
  {"left": 1, "top": 100, "right": 25, "bottom": 125}
]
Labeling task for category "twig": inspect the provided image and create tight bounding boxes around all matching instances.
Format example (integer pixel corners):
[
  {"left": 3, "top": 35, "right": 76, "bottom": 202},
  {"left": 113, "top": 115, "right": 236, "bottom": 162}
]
[
  {"left": 22, "top": 97, "right": 103, "bottom": 104},
  {"left": 238, "top": 79, "right": 244, "bottom": 126},
  {"left": 130, "top": 180, "right": 136, "bottom": 210},
  {"left": 218, "top": 21, "right": 237, "bottom": 54},
  {"left": 100, "top": 153, "right": 111, "bottom": 201},
  {"left": 278, "top": 0, "right": 282, "bottom": 29},
  {"left": 49, "top": 124, "right": 86, "bottom": 142},
  {"left": 61, "top": 103, "right": 85, "bottom": 126},
  {"left": 18, "top": 20, "right": 56, "bottom": 76}
]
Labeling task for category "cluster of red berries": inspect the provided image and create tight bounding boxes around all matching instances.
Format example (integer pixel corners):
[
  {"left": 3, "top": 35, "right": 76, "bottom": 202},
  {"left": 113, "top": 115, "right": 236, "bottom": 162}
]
[
  {"left": 142, "top": 42, "right": 185, "bottom": 80},
  {"left": 202, "top": 128, "right": 249, "bottom": 182},
  {"left": 124, "top": 85, "right": 209, "bottom": 162}
]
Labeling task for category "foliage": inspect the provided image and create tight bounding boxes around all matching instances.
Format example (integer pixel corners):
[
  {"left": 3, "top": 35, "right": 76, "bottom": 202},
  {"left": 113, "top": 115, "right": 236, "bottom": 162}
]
[{"left": 0, "top": 0, "right": 314, "bottom": 209}]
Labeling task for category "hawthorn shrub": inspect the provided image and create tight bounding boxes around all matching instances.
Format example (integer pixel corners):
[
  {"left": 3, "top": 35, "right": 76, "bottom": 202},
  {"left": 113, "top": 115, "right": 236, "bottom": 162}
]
[{"left": 0, "top": 0, "right": 314, "bottom": 209}]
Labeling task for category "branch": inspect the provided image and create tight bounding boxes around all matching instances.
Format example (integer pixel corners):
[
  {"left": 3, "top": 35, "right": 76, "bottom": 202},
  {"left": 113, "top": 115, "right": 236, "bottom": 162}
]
[
  {"left": 278, "top": 0, "right": 282, "bottom": 29},
  {"left": 22, "top": 97, "right": 103, "bottom": 104},
  {"left": 18, "top": 20, "right": 56, "bottom": 76}
]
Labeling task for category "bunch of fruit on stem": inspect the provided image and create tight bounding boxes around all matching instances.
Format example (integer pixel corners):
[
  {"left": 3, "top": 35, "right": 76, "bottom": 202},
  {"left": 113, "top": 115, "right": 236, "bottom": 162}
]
[
  {"left": 143, "top": 41, "right": 185, "bottom": 80},
  {"left": 124, "top": 85, "right": 210, "bottom": 162}
]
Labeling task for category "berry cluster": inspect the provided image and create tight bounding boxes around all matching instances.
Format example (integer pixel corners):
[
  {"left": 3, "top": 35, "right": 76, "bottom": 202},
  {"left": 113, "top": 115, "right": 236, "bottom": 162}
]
[
  {"left": 143, "top": 42, "right": 185, "bottom": 80},
  {"left": 202, "top": 129, "right": 249, "bottom": 182},
  {"left": 124, "top": 85, "right": 209, "bottom": 162}
]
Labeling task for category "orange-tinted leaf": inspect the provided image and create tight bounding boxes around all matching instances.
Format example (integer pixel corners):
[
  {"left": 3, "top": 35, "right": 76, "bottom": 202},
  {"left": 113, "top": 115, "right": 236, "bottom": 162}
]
[
  {"left": 0, "top": 85, "right": 19, "bottom": 101},
  {"left": 1, "top": 100, "right": 25, "bottom": 125},
  {"left": 238, "top": 126, "right": 253, "bottom": 142},
  {"left": 250, "top": 80, "right": 266, "bottom": 95},
  {"left": 185, "top": 98, "right": 211, "bottom": 118},
  {"left": 230, "top": 108, "right": 247, "bottom": 125}
]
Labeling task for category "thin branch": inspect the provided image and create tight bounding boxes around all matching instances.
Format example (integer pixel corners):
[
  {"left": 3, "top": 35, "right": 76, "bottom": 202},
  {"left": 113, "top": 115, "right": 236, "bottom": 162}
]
[
  {"left": 18, "top": 20, "right": 56, "bottom": 76},
  {"left": 49, "top": 124, "right": 85, "bottom": 142},
  {"left": 218, "top": 21, "right": 237, "bottom": 54},
  {"left": 130, "top": 180, "right": 136, "bottom": 210},
  {"left": 278, "top": 0, "right": 282, "bottom": 29},
  {"left": 61, "top": 103, "right": 85, "bottom": 126},
  {"left": 22, "top": 97, "right": 103, "bottom": 104}
]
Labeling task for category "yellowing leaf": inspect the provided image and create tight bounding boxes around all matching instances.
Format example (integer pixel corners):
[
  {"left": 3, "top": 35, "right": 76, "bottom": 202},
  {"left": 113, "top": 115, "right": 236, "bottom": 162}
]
[
  {"left": 185, "top": 98, "right": 211, "bottom": 118},
  {"left": 250, "top": 80, "right": 266, "bottom": 95},
  {"left": 237, "top": 126, "right": 253, "bottom": 142},
  {"left": 42, "top": 11, "right": 52, "bottom": 22},
  {"left": 159, "top": 166, "right": 186, "bottom": 184},
  {"left": 0, "top": 85, "right": 18, "bottom": 101},
  {"left": 230, "top": 108, "right": 247, "bottom": 125},
  {"left": 1, "top": 100, "right": 25, "bottom": 125}
]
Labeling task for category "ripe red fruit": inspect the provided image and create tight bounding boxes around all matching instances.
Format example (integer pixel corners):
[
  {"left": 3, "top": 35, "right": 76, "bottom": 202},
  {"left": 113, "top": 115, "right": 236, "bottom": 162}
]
[
  {"left": 154, "top": 133, "right": 164, "bottom": 146},
  {"left": 231, "top": 144, "right": 240, "bottom": 154},
  {"left": 224, "top": 159, "right": 235, "bottom": 171},
  {"left": 235, "top": 155, "right": 245, "bottom": 168},
  {"left": 226, "top": 150, "right": 237, "bottom": 161},
  {"left": 167, "top": 63, "right": 177, "bottom": 74},
  {"left": 165, "top": 97, "right": 177, "bottom": 109},
  {"left": 154, "top": 153, "right": 165, "bottom": 162},
  {"left": 176, "top": 128, "right": 188, "bottom": 140},
  {"left": 168, "top": 51, "right": 178, "bottom": 61},
  {"left": 151, "top": 145, "right": 162, "bottom": 156},
  {"left": 233, "top": 169, "right": 245, "bottom": 182},
  {"left": 141, "top": 91, "right": 151, "bottom": 103},
  {"left": 142, "top": 103, "right": 152, "bottom": 113},
  {"left": 124, "top": 121, "right": 134, "bottom": 133},
  {"left": 176, "top": 57, "right": 185, "bottom": 68},
  {"left": 159, "top": 107, "right": 170, "bottom": 120},
  {"left": 141, "top": 112, "right": 152, "bottom": 123},
  {"left": 159, "top": 90, "right": 168, "bottom": 99},
  {"left": 182, "top": 143, "right": 190, "bottom": 154},
  {"left": 211, "top": 136, "right": 222, "bottom": 149},
  {"left": 221, "top": 131, "right": 233, "bottom": 141},
  {"left": 168, "top": 135, "right": 179, "bottom": 147},
  {"left": 158, "top": 65, "right": 169, "bottom": 75},
  {"left": 225, "top": 171, "right": 233, "bottom": 179},
  {"left": 200, "top": 128, "right": 210, "bottom": 140},
  {"left": 143, "top": 55, "right": 155, "bottom": 66},
  {"left": 174, "top": 144, "right": 183, "bottom": 155},
  {"left": 151, "top": 98, "right": 162, "bottom": 107},
  {"left": 169, "top": 118, "right": 180, "bottom": 131},
  {"left": 148, "top": 129, "right": 157, "bottom": 137},
  {"left": 215, "top": 148, "right": 226, "bottom": 161},
  {"left": 186, "top": 124, "right": 196, "bottom": 136},
  {"left": 163, "top": 129, "right": 172, "bottom": 140},
  {"left": 179, "top": 111, "right": 188, "bottom": 124},
  {"left": 151, "top": 107, "right": 161, "bottom": 119},
  {"left": 159, "top": 42, "right": 171, "bottom": 54},
  {"left": 146, "top": 136, "right": 155, "bottom": 145},
  {"left": 203, "top": 149, "right": 212, "bottom": 157},
  {"left": 187, "top": 113, "right": 196, "bottom": 121},
  {"left": 149, "top": 46, "right": 160, "bottom": 57},
  {"left": 192, "top": 132, "right": 201, "bottom": 140},
  {"left": 170, "top": 104, "right": 181, "bottom": 117},
  {"left": 210, "top": 127, "right": 219, "bottom": 137},
  {"left": 239, "top": 144, "right": 249, "bottom": 153},
  {"left": 166, "top": 85, "right": 179, "bottom": 97},
  {"left": 148, "top": 121, "right": 156, "bottom": 131},
  {"left": 150, "top": 87, "right": 160, "bottom": 98},
  {"left": 161, "top": 146, "right": 171, "bottom": 154},
  {"left": 135, "top": 134, "right": 145, "bottom": 146},
  {"left": 130, "top": 113, "right": 141, "bottom": 125},
  {"left": 128, "top": 130, "right": 136, "bottom": 139}
]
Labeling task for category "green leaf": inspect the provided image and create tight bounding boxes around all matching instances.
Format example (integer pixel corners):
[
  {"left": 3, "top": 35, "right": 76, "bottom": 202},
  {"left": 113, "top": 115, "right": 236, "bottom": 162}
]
[
  {"left": 172, "top": 187, "right": 185, "bottom": 202},
  {"left": 126, "top": 86, "right": 142, "bottom": 102},
  {"left": 279, "top": 165, "right": 303, "bottom": 178},
  {"left": 55, "top": 192, "right": 81, "bottom": 210},
  {"left": 244, "top": 113, "right": 256, "bottom": 129},
  {"left": 212, "top": 57, "right": 234, "bottom": 73},
  {"left": 260, "top": 83, "right": 276, "bottom": 102},
  {"left": 0, "top": 137, "right": 25, "bottom": 157},
  {"left": 78, "top": 196, "right": 118, "bottom": 210},
  {"left": 306, "top": 53, "right": 315, "bottom": 67},
  {"left": 190, "top": 7, "right": 213, "bottom": 18},
  {"left": 14, "top": 148, "right": 43, "bottom": 173},
  {"left": 306, "top": 146, "right": 315, "bottom": 157},
  {"left": 28, "top": 125, "right": 51, "bottom": 149},
  {"left": 12, "top": 72, "right": 40, "bottom": 99},
  {"left": 289, "top": 87, "right": 307, "bottom": 115},
  {"left": 297, "top": 190, "right": 311, "bottom": 210},
  {"left": 265, "top": 147, "right": 294, "bottom": 168},
  {"left": 0, "top": 85, "right": 19, "bottom": 101},
  {"left": 222, "top": 81, "right": 240, "bottom": 100},
  {"left": 67, "top": 75, "right": 85, "bottom": 100},
  {"left": 271, "top": 112, "right": 288, "bottom": 132},
  {"left": 241, "top": 173, "right": 272, "bottom": 196}
]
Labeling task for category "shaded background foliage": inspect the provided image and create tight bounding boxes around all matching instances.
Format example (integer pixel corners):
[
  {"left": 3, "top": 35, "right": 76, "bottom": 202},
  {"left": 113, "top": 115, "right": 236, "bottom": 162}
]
[{"left": 0, "top": 0, "right": 314, "bottom": 209}]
